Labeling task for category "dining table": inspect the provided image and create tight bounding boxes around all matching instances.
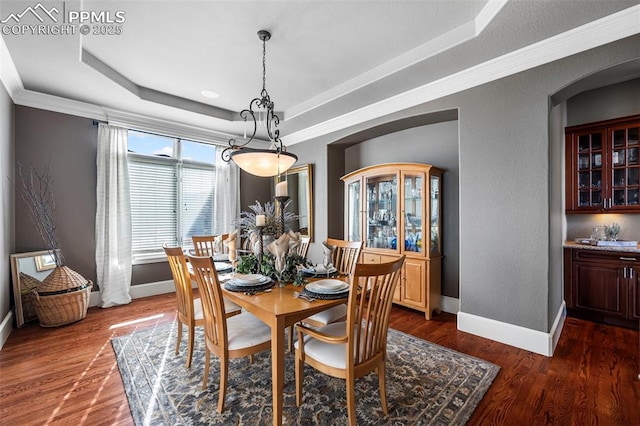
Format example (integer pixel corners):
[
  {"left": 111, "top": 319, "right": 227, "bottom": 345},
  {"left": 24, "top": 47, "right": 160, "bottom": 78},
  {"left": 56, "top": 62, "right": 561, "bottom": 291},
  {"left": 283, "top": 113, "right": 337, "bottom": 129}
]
[{"left": 220, "top": 280, "right": 347, "bottom": 426}]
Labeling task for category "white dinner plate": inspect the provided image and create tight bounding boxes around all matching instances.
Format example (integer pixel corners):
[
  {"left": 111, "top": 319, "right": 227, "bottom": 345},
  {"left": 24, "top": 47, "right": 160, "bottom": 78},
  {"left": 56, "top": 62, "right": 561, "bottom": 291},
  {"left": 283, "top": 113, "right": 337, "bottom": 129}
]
[
  {"left": 301, "top": 265, "right": 338, "bottom": 275},
  {"left": 214, "top": 262, "right": 232, "bottom": 271},
  {"left": 305, "top": 279, "right": 349, "bottom": 294},
  {"left": 231, "top": 274, "right": 269, "bottom": 285}
]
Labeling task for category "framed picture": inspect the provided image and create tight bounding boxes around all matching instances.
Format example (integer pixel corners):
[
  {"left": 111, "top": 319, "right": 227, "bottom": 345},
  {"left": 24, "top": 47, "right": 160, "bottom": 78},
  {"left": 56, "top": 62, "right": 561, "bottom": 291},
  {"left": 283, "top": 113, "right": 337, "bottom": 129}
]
[{"left": 35, "top": 253, "right": 57, "bottom": 271}]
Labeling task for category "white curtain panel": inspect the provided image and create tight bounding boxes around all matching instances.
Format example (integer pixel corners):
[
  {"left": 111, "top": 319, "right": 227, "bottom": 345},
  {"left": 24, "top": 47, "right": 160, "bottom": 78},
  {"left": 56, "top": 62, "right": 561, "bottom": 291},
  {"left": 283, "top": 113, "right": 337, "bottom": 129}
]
[
  {"left": 95, "top": 123, "right": 132, "bottom": 307},
  {"left": 214, "top": 146, "right": 240, "bottom": 234}
]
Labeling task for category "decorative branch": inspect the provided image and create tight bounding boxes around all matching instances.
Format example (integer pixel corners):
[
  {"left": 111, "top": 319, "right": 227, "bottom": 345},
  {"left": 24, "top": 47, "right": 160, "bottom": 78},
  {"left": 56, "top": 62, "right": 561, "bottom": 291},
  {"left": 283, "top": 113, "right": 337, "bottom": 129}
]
[{"left": 17, "top": 162, "right": 64, "bottom": 267}]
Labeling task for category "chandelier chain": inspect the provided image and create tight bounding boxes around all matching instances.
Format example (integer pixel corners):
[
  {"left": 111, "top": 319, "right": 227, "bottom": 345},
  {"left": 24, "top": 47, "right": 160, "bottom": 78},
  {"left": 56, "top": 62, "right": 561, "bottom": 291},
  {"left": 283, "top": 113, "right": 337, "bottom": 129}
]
[{"left": 262, "top": 36, "right": 267, "bottom": 93}]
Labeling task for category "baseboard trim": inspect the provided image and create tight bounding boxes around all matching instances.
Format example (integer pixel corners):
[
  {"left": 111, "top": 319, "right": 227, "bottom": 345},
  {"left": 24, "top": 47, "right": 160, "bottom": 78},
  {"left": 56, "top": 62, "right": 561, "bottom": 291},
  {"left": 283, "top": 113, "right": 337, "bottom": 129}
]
[
  {"left": 440, "top": 295, "right": 460, "bottom": 314},
  {"left": 0, "top": 311, "right": 14, "bottom": 351},
  {"left": 457, "top": 301, "right": 567, "bottom": 357},
  {"left": 88, "top": 280, "right": 176, "bottom": 307}
]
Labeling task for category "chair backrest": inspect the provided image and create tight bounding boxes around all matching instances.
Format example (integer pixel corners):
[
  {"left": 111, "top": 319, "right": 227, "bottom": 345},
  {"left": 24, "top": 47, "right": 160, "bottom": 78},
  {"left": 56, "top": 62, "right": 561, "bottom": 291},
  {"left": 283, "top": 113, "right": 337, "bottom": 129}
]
[
  {"left": 296, "top": 236, "right": 311, "bottom": 258},
  {"left": 188, "top": 255, "right": 228, "bottom": 351},
  {"left": 346, "top": 255, "right": 405, "bottom": 366},
  {"left": 163, "top": 245, "right": 195, "bottom": 320},
  {"left": 325, "top": 238, "right": 363, "bottom": 275},
  {"left": 192, "top": 234, "right": 229, "bottom": 256}
]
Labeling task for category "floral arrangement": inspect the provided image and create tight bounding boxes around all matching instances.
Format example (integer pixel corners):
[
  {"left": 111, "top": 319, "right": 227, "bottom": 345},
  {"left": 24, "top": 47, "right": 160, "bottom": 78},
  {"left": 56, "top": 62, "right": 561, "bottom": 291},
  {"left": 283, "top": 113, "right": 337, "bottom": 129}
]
[
  {"left": 236, "top": 252, "right": 310, "bottom": 286},
  {"left": 235, "top": 200, "right": 298, "bottom": 239},
  {"left": 234, "top": 201, "right": 308, "bottom": 285}
]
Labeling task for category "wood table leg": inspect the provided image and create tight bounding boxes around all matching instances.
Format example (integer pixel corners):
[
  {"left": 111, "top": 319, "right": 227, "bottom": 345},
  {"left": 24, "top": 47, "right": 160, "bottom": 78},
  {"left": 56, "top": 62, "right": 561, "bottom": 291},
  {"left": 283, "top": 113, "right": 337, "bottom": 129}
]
[{"left": 271, "top": 318, "right": 286, "bottom": 426}]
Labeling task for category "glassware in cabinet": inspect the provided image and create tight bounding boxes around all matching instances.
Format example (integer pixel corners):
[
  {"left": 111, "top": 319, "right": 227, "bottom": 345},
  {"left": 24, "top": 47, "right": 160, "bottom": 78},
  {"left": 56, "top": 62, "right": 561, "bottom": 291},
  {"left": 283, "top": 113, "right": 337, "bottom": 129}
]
[
  {"left": 365, "top": 174, "right": 398, "bottom": 250},
  {"left": 430, "top": 174, "right": 441, "bottom": 256},
  {"left": 403, "top": 174, "right": 423, "bottom": 253}
]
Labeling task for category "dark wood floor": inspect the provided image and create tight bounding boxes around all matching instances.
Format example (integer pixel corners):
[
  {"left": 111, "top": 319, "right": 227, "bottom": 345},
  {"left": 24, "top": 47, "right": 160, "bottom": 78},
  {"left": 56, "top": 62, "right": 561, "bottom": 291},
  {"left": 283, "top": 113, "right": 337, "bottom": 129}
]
[{"left": 1, "top": 293, "right": 638, "bottom": 425}]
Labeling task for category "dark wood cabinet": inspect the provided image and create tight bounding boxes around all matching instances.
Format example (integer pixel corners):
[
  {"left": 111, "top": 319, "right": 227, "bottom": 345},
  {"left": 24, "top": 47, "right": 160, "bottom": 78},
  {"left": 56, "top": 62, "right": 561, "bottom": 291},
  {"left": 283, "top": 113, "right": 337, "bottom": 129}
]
[
  {"left": 631, "top": 262, "right": 640, "bottom": 320},
  {"left": 565, "top": 115, "right": 640, "bottom": 213},
  {"left": 564, "top": 247, "right": 639, "bottom": 329}
]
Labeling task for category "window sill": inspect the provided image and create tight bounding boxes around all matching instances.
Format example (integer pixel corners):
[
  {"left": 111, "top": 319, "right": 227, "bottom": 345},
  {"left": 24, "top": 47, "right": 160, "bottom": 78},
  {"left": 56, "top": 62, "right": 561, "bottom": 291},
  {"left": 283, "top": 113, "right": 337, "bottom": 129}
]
[{"left": 132, "top": 254, "right": 167, "bottom": 265}]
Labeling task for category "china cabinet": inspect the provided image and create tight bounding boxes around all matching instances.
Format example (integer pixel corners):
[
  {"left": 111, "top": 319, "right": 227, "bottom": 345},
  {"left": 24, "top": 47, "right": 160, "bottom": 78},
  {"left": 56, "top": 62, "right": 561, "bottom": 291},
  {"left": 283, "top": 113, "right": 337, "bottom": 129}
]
[
  {"left": 343, "top": 163, "right": 443, "bottom": 319},
  {"left": 565, "top": 115, "right": 640, "bottom": 213},
  {"left": 564, "top": 247, "right": 639, "bottom": 329}
]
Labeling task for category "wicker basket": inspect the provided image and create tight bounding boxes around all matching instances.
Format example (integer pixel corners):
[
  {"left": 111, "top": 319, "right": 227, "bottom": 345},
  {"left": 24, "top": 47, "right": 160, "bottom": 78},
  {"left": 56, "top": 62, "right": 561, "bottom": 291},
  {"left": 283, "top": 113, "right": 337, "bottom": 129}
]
[{"left": 33, "top": 266, "right": 92, "bottom": 327}]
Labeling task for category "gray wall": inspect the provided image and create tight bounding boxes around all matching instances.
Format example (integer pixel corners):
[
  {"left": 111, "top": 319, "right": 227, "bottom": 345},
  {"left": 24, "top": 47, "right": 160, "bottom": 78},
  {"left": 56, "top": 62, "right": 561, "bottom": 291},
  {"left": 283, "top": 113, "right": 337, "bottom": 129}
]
[
  {"left": 567, "top": 79, "right": 640, "bottom": 126},
  {"left": 290, "top": 33, "right": 640, "bottom": 333},
  {"left": 1, "top": 83, "right": 15, "bottom": 326},
  {"left": 14, "top": 107, "right": 98, "bottom": 285},
  {"left": 344, "top": 121, "right": 460, "bottom": 298}
]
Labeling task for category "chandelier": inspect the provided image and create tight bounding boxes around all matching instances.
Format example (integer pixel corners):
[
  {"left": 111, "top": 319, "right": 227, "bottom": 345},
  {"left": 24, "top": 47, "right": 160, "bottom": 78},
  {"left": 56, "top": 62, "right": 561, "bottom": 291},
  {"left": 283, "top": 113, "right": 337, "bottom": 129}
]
[{"left": 221, "top": 30, "right": 297, "bottom": 177}]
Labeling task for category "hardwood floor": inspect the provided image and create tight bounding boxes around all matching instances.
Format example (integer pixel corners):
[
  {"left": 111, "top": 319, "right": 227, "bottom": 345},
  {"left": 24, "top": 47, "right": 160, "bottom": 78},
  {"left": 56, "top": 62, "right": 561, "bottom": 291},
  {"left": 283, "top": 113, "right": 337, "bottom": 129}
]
[{"left": 1, "top": 293, "right": 638, "bottom": 425}]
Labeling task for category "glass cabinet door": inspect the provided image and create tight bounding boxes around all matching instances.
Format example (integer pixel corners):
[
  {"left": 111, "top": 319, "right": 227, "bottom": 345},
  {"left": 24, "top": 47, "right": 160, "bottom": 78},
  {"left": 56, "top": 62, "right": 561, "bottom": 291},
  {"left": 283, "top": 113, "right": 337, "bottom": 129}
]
[
  {"left": 610, "top": 124, "right": 639, "bottom": 207},
  {"left": 403, "top": 173, "right": 423, "bottom": 253},
  {"left": 365, "top": 174, "right": 398, "bottom": 249},
  {"left": 346, "top": 180, "right": 361, "bottom": 241},
  {"left": 575, "top": 130, "right": 604, "bottom": 209},
  {"left": 430, "top": 174, "right": 441, "bottom": 255}
]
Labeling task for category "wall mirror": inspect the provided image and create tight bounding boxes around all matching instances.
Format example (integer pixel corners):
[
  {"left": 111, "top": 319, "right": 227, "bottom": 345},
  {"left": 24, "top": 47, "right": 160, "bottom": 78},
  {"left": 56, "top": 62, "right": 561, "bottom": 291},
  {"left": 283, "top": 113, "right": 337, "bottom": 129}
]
[
  {"left": 275, "top": 163, "right": 313, "bottom": 239},
  {"left": 10, "top": 250, "right": 58, "bottom": 327}
]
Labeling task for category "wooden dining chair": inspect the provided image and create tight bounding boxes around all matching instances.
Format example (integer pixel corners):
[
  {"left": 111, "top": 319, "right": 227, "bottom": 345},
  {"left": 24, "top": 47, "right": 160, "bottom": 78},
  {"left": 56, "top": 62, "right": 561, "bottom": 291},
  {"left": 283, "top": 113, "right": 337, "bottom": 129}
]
[
  {"left": 163, "top": 245, "right": 241, "bottom": 368},
  {"left": 296, "top": 235, "right": 311, "bottom": 258},
  {"left": 192, "top": 234, "right": 229, "bottom": 256},
  {"left": 188, "top": 254, "right": 272, "bottom": 413},
  {"left": 302, "top": 238, "right": 363, "bottom": 328},
  {"left": 295, "top": 256, "right": 405, "bottom": 425}
]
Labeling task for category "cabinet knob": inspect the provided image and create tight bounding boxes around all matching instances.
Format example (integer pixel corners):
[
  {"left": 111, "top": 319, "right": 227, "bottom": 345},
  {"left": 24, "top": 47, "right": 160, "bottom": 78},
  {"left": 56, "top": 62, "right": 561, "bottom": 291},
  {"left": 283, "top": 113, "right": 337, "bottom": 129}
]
[{"left": 619, "top": 257, "right": 637, "bottom": 261}]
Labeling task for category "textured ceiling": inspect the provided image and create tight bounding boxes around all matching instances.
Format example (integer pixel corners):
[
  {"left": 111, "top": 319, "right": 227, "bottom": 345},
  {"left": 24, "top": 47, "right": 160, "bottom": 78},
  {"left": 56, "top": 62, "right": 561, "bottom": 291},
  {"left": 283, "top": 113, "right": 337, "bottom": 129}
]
[{"left": 1, "top": 0, "right": 638, "bottom": 142}]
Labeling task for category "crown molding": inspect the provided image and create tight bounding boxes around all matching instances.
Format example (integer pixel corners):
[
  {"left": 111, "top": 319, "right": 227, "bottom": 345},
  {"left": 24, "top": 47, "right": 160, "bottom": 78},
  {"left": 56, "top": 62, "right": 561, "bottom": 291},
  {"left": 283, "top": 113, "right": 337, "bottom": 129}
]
[
  {"left": 13, "top": 88, "right": 107, "bottom": 120},
  {"left": 283, "top": 4, "right": 640, "bottom": 146},
  {"left": 105, "top": 109, "right": 239, "bottom": 145}
]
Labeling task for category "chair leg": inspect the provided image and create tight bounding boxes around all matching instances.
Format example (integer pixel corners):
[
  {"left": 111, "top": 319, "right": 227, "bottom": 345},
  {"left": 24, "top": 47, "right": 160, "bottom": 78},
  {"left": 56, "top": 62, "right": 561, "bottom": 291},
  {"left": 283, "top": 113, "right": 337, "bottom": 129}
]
[
  {"left": 346, "top": 375, "right": 357, "bottom": 426},
  {"left": 186, "top": 324, "right": 195, "bottom": 368},
  {"left": 295, "top": 347, "right": 303, "bottom": 406},
  {"left": 287, "top": 325, "right": 294, "bottom": 352},
  {"left": 202, "top": 349, "right": 211, "bottom": 391},
  {"left": 377, "top": 362, "right": 388, "bottom": 415},
  {"left": 175, "top": 321, "right": 182, "bottom": 355},
  {"left": 217, "top": 356, "right": 228, "bottom": 413}
]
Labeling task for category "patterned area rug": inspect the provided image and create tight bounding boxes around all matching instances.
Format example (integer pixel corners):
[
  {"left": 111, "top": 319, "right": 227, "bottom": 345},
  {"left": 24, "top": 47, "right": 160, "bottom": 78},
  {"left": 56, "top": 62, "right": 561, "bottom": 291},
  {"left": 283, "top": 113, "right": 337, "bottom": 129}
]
[{"left": 111, "top": 322, "right": 499, "bottom": 425}]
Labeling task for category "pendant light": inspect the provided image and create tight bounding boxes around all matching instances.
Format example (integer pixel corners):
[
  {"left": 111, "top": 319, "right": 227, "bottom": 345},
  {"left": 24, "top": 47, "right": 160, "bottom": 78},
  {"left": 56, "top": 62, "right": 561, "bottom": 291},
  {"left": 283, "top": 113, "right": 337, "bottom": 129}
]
[{"left": 221, "top": 30, "right": 297, "bottom": 177}]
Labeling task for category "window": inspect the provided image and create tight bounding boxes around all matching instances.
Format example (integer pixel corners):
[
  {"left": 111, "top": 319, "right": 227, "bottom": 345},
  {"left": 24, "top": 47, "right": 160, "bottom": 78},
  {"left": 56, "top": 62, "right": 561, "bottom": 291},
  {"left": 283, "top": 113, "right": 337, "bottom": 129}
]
[{"left": 127, "top": 130, "right": 219, "bottom": 261}]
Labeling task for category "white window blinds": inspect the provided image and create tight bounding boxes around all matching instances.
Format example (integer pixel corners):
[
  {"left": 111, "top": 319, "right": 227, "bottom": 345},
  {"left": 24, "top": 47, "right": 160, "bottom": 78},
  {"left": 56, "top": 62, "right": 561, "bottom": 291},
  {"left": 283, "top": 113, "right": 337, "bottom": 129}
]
[
  {"left": 181, "top": 162, "right": 215, "bottom": 243},
  {"left": 127, "top": 130, "right": 225, "bottom": 261},
  {"left": 128, "top": 156, "right": 178, "bottom": 255}
]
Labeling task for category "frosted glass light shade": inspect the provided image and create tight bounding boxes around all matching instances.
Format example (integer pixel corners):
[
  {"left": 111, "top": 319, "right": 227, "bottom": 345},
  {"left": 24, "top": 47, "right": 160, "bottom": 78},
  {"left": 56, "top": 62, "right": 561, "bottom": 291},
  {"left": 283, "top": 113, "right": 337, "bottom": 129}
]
[{"left": 230, "top": 148, "right": 297, "bottom": 177}]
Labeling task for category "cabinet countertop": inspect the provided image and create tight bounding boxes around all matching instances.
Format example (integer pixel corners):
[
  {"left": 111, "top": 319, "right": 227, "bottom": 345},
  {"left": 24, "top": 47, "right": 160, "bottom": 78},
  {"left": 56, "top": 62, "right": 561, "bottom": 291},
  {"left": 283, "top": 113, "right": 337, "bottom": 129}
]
[{"left": 563, "top": 241, "right": 640, "bottom": 254}]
